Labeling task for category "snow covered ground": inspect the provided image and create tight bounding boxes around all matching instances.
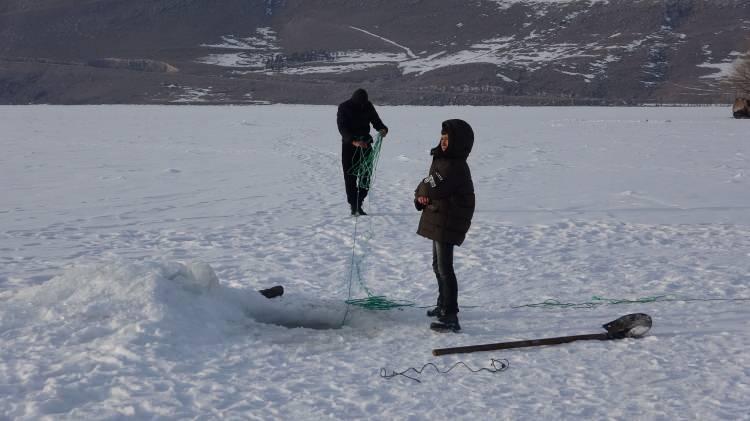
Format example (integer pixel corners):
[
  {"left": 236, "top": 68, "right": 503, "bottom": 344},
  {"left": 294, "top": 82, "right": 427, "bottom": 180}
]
[{"left": 1, "top": 105, "right": 749, "bottom": 420}]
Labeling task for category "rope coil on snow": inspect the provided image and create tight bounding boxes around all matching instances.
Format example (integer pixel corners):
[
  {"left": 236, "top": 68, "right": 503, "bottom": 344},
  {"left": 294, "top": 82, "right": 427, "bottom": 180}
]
[{"left": 342, "top": 133, "right": 415, "bottom": 325}]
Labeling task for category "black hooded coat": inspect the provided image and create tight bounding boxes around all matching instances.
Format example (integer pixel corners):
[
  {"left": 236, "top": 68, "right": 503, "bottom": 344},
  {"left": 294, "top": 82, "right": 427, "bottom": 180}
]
[
  {"left": 337, "top": 89, "right": 387, "bottom": 147},
  {"left": 337, "top": 89, "right": 388, "bottom": 207},
  {"left": 414, "top": 119, "right": 475, "bottom": 246}
]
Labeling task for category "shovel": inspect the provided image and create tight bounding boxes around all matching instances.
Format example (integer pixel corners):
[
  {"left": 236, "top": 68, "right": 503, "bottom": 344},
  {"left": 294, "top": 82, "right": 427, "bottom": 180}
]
[{"left": 432, "top": 313, "right": 652, "bottom": 356}]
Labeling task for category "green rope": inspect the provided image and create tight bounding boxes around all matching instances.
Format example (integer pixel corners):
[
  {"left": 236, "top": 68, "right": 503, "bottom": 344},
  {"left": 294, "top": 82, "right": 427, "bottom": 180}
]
[
  {"left": 512, "top": 295, "right": 750, "bottom": 310},
  {"left": 348, "top": 134, "right": 383, "bottom": 190},
  {"left": 342, "top": 133, "right": 415, "bottom": 319},
  {"left": 346, "top": 295, "right": 416, "bottom": 310}
]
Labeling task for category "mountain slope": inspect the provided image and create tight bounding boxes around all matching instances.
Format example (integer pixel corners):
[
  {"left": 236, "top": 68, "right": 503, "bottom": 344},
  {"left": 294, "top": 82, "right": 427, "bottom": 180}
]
[{"left": 1, "top": 0, "right": 748, "bottom": 104}]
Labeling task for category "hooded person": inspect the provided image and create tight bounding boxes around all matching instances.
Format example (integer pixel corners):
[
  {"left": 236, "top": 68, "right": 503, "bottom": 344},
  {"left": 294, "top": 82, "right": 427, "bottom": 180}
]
[
  {"left": 414, "top": 119, "right": 475, "bottom": 332},
  {"left": 337, "top": 88, "right": 388, "bottom": 216}
]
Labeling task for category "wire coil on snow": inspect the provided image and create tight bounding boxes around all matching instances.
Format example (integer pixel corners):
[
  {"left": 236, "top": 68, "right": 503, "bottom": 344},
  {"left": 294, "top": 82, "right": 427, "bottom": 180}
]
[{"left": 381, "top": 359, "right": 510, "bottom": 383}]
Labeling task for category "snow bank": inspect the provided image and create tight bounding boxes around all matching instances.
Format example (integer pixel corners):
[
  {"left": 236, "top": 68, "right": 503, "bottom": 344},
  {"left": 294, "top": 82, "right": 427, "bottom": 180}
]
[
  {"left": 2, "top": 261, "right": 240, "bottom": 344},
  {"left": 0, "top": 259, "right": 354, "bottom": 418},
  {"left": 2, "top": 260, "right": 348, "bottom": 344}
]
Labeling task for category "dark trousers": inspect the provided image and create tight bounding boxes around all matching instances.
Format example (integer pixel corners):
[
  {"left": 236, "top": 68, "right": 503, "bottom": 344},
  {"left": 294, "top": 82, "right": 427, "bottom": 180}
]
[
  {"left": 343, "top": 170, "right": 369, "bottom": 207},
  {"left": 342, "top": 144, "right": 371, "bottom": 207},
  {"left": 432, "top": 240, "right": 458, "bottom": 315}
]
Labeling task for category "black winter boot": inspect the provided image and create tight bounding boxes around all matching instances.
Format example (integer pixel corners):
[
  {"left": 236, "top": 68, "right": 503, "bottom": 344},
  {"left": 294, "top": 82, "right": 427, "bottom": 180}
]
[
  {"left": 426, "top": 307, "right": 444, "bottom": 318},
  {"left": 430, "top": 313, "right": 461, "bottom": 332},
  {"left": 350, "top": 203, "right": 367, "bottom": 216}
]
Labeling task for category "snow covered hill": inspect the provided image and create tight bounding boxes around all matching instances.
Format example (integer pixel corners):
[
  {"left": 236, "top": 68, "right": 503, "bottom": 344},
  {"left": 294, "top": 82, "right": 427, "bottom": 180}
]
[
  {"left": 1, "top": 0, "right": 748, "bottom": 104},
  {"left": 1, "top": 105, "right": 749, "bottom": 419}
]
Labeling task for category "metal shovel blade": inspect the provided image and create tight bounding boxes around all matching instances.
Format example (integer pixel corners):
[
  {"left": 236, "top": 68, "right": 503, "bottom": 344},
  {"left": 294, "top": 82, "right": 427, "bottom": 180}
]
[{"left": 602, "top": 313, "right": 652, "bottom": 338}]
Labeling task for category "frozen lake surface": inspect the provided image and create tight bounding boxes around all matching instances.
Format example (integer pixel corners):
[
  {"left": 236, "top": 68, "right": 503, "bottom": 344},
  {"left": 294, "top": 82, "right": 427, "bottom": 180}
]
[{"left": 1, "top": 105, "right": 749, "bottom": 419}]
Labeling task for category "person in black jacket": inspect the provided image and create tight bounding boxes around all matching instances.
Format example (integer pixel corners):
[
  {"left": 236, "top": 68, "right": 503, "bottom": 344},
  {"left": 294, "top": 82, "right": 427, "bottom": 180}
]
[
  {"left": 337, "top": 88, "right": 388, "bottom": 216},
  {"left": 414, "top": 119, "right": 475, "bottom": 332}
]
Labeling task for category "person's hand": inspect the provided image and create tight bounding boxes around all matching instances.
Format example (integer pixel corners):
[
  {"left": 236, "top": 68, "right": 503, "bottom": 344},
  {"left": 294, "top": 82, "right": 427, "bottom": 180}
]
[
  {"left": 352, "top": 140, "right": 370, "bottom": 148},
  {"left": 379, "top": 128, "right": 388, "bottom": 138},
  {"left": 417, "top": 196, "right": 429, "bottom": 206}
]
